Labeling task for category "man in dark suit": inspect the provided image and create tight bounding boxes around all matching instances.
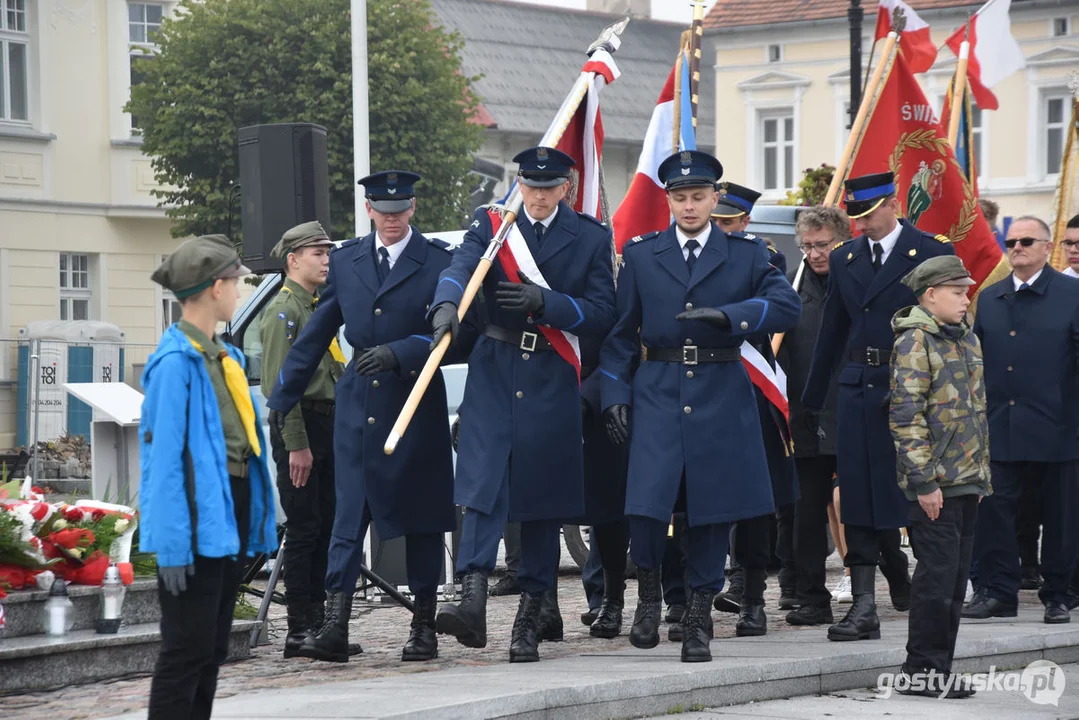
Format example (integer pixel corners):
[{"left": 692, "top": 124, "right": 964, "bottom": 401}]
[
  {"left": 601, "top": 150, "right": 801, "bottom": 662},
  {"left": 779, "top": 206, "right": 850, "bottom": 627},
  {"left": 803, "top": 171, "right": 953, "bottom": 642},
  {"left": 965, "top": 215, "right": 1079, "bottom": 624},
  {"left": 269, "top": 171, "right": 471, "bottom": 663},
  {"left": 429, "top": 147, "right": 617, "bottom": 663}
]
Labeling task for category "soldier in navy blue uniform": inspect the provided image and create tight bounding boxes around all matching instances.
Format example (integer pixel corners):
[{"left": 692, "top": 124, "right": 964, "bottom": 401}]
[
  {"left": 803, "top": 171, "right": 953, "bottom": 642},
  {"left": 268, "top": 171, "right": 472, "bottom": 663},
  {"left": 964, "top": 215, "right": 1079, "bottom": 624},
  {"left": 706, "top": 183, "right": 800, "bottom": 636},
  {"left": 429, "top": 147, "right": 617, "bottom": 663},
  {"left": 601, "top": 151, "right": 801, "bottom": 662}
]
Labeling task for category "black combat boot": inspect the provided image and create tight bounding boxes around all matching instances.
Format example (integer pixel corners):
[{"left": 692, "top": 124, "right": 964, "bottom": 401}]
[
  {"left": 435, "top": 570, "right": 488, "bottom": 648},
  {"left": 537, "top": 584, "right": 564, "bottom": 641},
  {"left": 680, "top": 590, "right": 714, "bottom": 662},
  {"left": 509, "top": 592, "right": 544, "bottom": 663},
  {"left": 827, "top": 566, "right": 881, "bottom": 641},
  {"left": 284, "top": 600, "right": 313, "bottom": 658},
  {"left": 402, "top": 595, "right": 438, "bottom": 661},
  {"left": 888, "top": 572, "right": 912, "bottom": 612},
  {"left": 590, "top": 570, "right": 625, "bottom": 639},
  {"left": 297, "top": 591, "right": 353, "bottom": 663},
  {"left": 629, "top": 567, "right": 662, "bottom": 649},
  {"left": 713, "top": 566, "right": 744, "bottom": 613},
  {"left": 785, "top": 603, "right": 834, "bottom": 626},
  {"left": 736, "top": 569, "right": 768, "bottom": 637}
]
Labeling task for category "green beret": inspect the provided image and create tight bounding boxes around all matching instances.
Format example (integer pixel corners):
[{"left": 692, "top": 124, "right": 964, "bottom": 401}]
[
  {"left": 270, "top": 221, "right": 333, "bottom": 259},
  {"left": 152, "top": 234, "right": 250, "bottom": 299},
  {"left": 901, "top": 255, "right": 976, "bottom": 297}
]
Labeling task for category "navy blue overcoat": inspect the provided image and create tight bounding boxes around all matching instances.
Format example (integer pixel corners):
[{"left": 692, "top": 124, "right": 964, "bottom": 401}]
[
  {"left": 802, "top": 220, "right": 953, "bottom": 528},
  {"left": 600, "top": 223, "right": 802, "bottom": 526},
  {"left": 269, "top": 230, "right": 462, "bottom": 541},
  {"left": 430, "top": 202, "right": 617, "bottom": 522}
]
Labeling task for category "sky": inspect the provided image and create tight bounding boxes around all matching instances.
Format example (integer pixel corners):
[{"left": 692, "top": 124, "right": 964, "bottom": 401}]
[{"left": 505, "top": 0, "right": 719, "bottom": 24}]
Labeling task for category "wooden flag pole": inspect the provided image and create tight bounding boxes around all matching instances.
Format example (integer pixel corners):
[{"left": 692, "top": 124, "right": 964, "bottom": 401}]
[
  {"left": 824, "top": 8, "right": 907, "bottom": 206},
  {"left": 671, "top": 31, "right": 689, "bottom": 153},
  {"left": 947, "top": 39, "right": 970, "bottom": 149},
  {"left": 384, "top": 17, "right": 631, "bottom": 455}
]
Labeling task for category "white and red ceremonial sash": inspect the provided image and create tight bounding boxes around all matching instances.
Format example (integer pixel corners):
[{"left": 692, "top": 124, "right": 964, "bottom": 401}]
[
  {"left": 488, "top": 212, "right": 583, "bottom": 381},
  {"left": 741, "top": 341, "right": 789, "bottom": 421}
]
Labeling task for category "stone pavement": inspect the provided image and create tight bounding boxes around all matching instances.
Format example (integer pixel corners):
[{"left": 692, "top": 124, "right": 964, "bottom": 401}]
[
  {"left": 642, "top": 662, "right": 1079, "bottom": 719},
  {"left": 0, "top": 543, "right": 1066, "bottom": 720}
]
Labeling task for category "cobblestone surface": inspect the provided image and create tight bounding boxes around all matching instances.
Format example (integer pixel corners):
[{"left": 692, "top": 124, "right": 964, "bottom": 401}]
[{"left": 0, "top": 545, "right": 1047, "bottom": 720}]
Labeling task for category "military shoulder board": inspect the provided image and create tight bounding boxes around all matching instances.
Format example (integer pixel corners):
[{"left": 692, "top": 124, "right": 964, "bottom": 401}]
[
  {"left": 628, "top": 232, "right": 660, "bottom": 245},
  {"left": 832, "top": 239, "right": 852, "bottom": 252},
  {"left": 428, "top": 237, "right": 452, "bottom": 251},
  {"left": 934, "top": 234, "right": 952, "bottom": 244},
  {"left": 728, "top": 231, "right": 760, "bottom": 243}
]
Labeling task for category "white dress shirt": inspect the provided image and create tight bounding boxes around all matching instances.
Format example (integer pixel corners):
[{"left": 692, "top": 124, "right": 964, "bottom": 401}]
[
  {"left": 676, "top": 223, "right": 713, "bottom": 262},
  {"left": 868, "top": 220, "right": 902, "bottom": 266},
  {"left": 1013, "top": 268, "right": 1044, "bottom": 291},
  {"left": 1063, "top": 266, "right": 1079, "bottom": 279},
  {"left": 523, "top": 206, "right": 559, "bottom": 234},
  {"left": 376, "top": 228, "right": 412, "bottom": 270}
]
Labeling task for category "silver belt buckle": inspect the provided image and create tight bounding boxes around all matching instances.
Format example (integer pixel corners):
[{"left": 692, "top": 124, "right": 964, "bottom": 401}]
[
  {"left": 682, "top": 345, "right": 698, "bottom": 365},
  {"left": 520, "top": 331, "right": 538, "bottom": 352}
]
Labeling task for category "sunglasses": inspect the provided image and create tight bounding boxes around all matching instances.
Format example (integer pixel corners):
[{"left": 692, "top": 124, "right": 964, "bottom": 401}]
[{"left": 1004, "top": 237, "right": 1047, "bottom": 249}]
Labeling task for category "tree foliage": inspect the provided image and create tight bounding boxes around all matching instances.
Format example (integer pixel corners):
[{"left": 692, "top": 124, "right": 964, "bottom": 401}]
[
  {"left": 777, "top": 164, "right": 837, "bottom": 207},
  {"left": 128, "top": 0, "right": 484, "bottom": 241}
]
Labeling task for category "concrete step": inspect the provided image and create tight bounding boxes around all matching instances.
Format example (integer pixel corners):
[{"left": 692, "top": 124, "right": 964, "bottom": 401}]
[
  {"left": 1, "top": 578, "right": 159, "bottom": 638},
  {"left": 0, "top": 619, "right": 257, "bottom": 693}
]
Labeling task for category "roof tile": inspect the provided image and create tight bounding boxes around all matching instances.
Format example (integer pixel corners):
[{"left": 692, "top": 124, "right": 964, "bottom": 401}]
[{"left": 704, "top": 0, "right": 980, "bottom": 30}]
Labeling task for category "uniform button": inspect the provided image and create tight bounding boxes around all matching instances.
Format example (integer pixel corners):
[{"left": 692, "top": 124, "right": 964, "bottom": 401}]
[
  {"left": 1009, "top": 330, "right": 1016, "bottom": 336},
  {"left": 372, "top": 380, "right": 380, "bottom": 388},
  {"left": 374, "top": 308, "right": 382, "bottom": 316},
  {"left": 1009, "top": 400, "right": 1016, "bottom": 406},
  {"left": 425, "top": 304, "right": 430, "bottom": 311},
  {"left": 367, "top": 417, "right": 376, "bottom": 424},
  {"left": 740, "top": 321, "right": 749, "bottom": 330},
  {"left": 1007, "top": 366, "right": 1013, "bottom": 372},
  {"left": 526, "top": 317, "right": 534, "bottom": 324},
  {"left": 686, "top": 370, "right": 694, "bottom": 378},
  {"left": 867, "top": 383, "right": 874, "bottom": 389},
  {"left": 685, "top": 338, "right": 693, "bottom": 345},
  {"left": 864, "top": 308, "right": 870, "bottom": 313},
  {"left": 522, "top": 353, "right": 530, "bottom": 360},
  {"left": 683, "top": 405, "right": 692, "bottom": 414},
  {"left": 516, "top": 391, "right": 524, "bottom": 399},
  {"left": 410, "top": 371, "right": 417, "bottom": 377},
  {"left": 685, "top": 302, "right": 694, "bottom": 310}
]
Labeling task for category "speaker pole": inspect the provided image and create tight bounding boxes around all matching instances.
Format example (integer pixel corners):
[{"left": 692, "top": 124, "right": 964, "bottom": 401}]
[{"left": 352, "top": 0, "right": 371, "bottom": 238}]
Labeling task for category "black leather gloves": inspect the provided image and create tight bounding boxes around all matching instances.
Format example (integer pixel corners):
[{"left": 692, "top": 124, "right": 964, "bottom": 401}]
[
  {"left": 604, "top": 404, "right": 630, "bottom": 446},
  {"left": 496, "top": 273, "right": 545, "bottom": 314},
  {"left": 430, "top": 302, "right": 460, "bottom": 349},
  {"left": 356, "top": 345, "right": 399, "bottom": 376},
  {"left": 675, "top": 307, "right": 731, "bottom": 329}
]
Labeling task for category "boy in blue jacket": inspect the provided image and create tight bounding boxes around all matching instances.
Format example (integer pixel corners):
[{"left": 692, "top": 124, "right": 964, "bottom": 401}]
[{"left": 141, "top": 235, "right": 277, "bottom": 719}]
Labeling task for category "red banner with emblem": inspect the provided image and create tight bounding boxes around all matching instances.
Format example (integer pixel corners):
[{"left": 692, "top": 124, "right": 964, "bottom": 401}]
[{"left": 848, "top": 52, "right": 1007, "bottom": 294}]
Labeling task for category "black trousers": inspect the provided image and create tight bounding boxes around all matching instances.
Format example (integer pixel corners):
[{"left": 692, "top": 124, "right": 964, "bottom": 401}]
[
  {"left": 731, "top": 513, "right": 773, "bottom": 570},
  {"left": 905, "top": 494, "right": 978, "bottom": 674},
  {"left": 271, "top": 407, "right": 335, "bottom": 606},
  {"left": 844, "top": 524, "right": 910, "bottom": 587},
  {"left": 1017, "top": 471, "right": 1044, "bottom": 570},
  {"left": 793, "top": 455, "right": 838, "bottom": 607},
  {"left": 148, "top": 476, "right": 249, "bottom": 720},
  {"left": 775, "top": 502, "right": 796, "bottom": 588},
  {"left": 974, "top": 460, "right": 1079, "bottom": 605},
  {"left": 661, "top": 514, "right": 688, "bottom": 606}
]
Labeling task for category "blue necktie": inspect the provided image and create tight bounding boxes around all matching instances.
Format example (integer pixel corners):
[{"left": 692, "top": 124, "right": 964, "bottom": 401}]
[
  {"left": 685, "top": 239, "right": 699, "bottom": 274},
  {"left": 1018, "top": 282, "right": 1030, "bottom": 291},
  {"left": 533, "top": 221, "right": 546, "bottom": 244},
  {"left": 377, "top": 246, "right": 390, "bottom": 284}
]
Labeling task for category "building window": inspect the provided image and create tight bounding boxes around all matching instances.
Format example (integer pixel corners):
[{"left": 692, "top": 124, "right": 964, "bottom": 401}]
[
  {"left": 1051, "top": 17, "right": 1069, "bottom": 37},
  {"left": 1045, "top": 94, "right": 1070, "bottom": 175},
  {"left": 760, "top": 111, "right": 795, "bottom": 191},
  {"left": 0, "top": 0, "right": 29, "bottom": 122},
  {"left": 59, "top": 253, "right": 91, "bottom": 321},
  {"left": 766, "top": 44, "right": 782, "bottom": 63},
  {"left": 128, "top": 3, "right": 163, "bottom": 133}
]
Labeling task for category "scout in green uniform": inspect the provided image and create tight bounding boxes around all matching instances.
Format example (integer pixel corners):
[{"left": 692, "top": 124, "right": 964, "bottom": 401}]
[
  {"left": 260, "top": 221, "right": 345, "bottom": 658},
  {"left": 142, "top": 235, "right": 276, "bottom": 719}
]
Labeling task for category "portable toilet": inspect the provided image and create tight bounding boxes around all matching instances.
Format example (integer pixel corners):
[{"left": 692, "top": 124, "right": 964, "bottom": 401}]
[{"left": 16, "top": 321, "right": 126, "bottom": 445}]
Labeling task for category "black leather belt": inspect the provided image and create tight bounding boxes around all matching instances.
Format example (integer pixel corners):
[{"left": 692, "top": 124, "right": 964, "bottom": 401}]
[
  {"left": 227, "top": 460, "right": 250, "bottom": 480},
  {"left": 848, "top": 347, "right": 888, "bottom": 367},
  {"left": 644, "top": 346, "right": 741, "bottom": 365},
  {"left": 484, "top": 325, "right": 554, "bottom": 352},
  {"left": 301, "top": 399, "right": 336, "bottom": 416}
]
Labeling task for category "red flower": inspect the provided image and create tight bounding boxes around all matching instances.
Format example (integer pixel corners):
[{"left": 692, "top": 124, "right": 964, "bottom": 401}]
[
  {"left": 31, "top": 486, "right": 44, "bottom": 494},
  {"left": 51, "top": 528, "right": 95, "bottom": 550},
  {"left": 91, "top": 509, "right": 107, "bottom": 522},
  {"left": 0, "top": 587, "right": 7, "bottom": 599},
  {"left": 71, "top": 551, "right": 110, "bottom": 586},
  {"left": 0, "top": 565, "right": 27, "bottom": 591},
  {"left": 30, "top": 503, "right": 49, "bottom": 521},
  {"left": 63, "top": 507, "right": 83, "bottom": 522},
  {"left": 28, "top": 537, "right": 40, "bottom": 548},
  {"left": 117, "top": 562, "right": 135, "bottom": 586}
]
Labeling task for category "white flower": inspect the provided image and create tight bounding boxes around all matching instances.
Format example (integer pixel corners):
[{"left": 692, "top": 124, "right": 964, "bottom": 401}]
[
  {"left": 68, "top": 547, "right": 83, "bottom": 559},
  {"left": 53, "top": 519, "right": 68, "bottom": 530},
  {"left": 114, "top": 518, "right": 130, "bottom": 534}
]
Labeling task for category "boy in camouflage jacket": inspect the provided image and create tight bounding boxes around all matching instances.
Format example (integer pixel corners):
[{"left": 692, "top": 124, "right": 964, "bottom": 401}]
[{"left": 888, "top": 255, "right": 990, "bottom": 699}]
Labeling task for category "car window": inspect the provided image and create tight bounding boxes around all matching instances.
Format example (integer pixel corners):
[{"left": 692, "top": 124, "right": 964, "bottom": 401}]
[{"left": 242, "top": 303, "right": 269, "bottom": 383}]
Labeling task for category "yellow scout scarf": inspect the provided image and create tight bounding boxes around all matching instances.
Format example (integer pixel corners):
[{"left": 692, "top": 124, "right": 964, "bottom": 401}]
[{"left": 185, "top": 335, "right": 262, "bottom": 458}]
